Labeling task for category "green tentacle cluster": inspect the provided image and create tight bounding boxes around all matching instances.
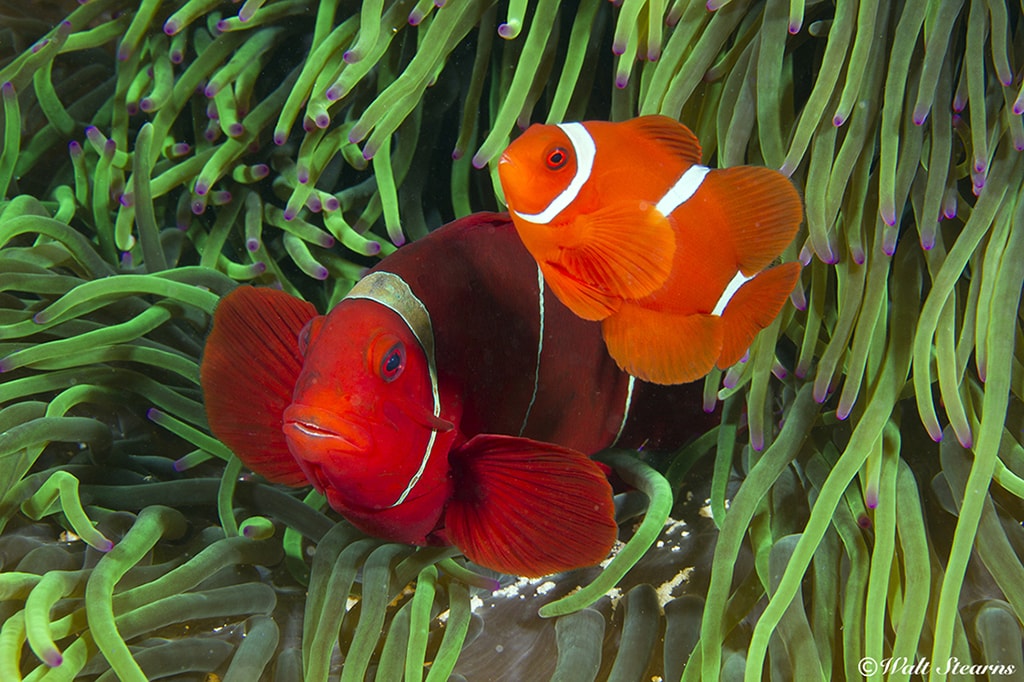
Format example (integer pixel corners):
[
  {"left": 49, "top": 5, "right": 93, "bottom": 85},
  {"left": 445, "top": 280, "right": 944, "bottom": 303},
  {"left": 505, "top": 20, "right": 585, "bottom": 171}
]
[{"left": 2, "top": 0, "right": 1023, "bottom": 679}]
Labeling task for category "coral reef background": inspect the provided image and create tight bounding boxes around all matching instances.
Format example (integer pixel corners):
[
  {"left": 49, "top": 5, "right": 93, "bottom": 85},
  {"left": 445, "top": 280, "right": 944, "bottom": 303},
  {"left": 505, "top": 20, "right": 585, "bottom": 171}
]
[{"left": 1, "top": 0, "right": 1023, "bottom": 680}]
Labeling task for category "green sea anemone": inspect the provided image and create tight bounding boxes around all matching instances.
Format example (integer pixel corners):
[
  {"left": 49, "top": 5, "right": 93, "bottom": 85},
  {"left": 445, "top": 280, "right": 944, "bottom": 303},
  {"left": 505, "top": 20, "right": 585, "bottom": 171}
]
[{"left": 1, "top": 0, "right": 1023, "bottom": 679}]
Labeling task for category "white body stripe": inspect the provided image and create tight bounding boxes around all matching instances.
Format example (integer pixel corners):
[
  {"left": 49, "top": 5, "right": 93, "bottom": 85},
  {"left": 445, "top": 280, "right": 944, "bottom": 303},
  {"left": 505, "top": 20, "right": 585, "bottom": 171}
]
[
  {"left": 518, "top": 265, "right": 545, "bottom": 436},
  {"left": 712, "top": 270, "right": 753, "bottom": 317},
  {"left": 610, "top": 375, "right": 636, "bottom": 447},
  {"left": 511, "top": 122, "right": 596, "bottom": 225},
  {"left": 656, "top": 164, "right": 710, "bottom": 216},
  {"left": 345, "top": 271, "right": 441, "bottom": 508}
]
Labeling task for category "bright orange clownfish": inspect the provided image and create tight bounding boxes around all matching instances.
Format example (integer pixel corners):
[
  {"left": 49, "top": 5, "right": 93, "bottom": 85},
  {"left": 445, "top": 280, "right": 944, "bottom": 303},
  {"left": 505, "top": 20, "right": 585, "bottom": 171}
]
[{"left": 497, "top": 115, "right": 804, "bottom": 385}]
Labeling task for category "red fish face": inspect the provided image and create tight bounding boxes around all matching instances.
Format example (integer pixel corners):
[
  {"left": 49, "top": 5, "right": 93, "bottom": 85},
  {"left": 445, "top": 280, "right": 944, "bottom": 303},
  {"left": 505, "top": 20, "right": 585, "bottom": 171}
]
[
  {"left": 498, "top": 123, "right": 579, "bottom": 218},
  {"left": 284, "top": 298, "right": 456, "bottom": 544}
]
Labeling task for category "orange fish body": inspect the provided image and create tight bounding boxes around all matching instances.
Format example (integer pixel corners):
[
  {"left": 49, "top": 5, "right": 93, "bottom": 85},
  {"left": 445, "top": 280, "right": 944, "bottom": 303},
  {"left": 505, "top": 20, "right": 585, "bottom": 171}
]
[{"left": 498, "top": 115, "right": 803, "bottom": 385}]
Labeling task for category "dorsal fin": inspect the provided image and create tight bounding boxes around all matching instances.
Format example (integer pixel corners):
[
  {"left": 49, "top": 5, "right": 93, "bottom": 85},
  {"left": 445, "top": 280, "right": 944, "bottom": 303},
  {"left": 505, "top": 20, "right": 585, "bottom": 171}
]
[{"left": 619, "top": 115, "right": 703, "bottom": 164}]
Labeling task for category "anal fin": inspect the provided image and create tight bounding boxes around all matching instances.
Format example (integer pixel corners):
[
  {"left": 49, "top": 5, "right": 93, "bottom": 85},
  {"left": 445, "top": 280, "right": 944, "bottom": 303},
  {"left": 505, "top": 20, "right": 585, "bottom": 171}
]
[{"left": 602, "top": 303, "right": 723, "bottom": 385}]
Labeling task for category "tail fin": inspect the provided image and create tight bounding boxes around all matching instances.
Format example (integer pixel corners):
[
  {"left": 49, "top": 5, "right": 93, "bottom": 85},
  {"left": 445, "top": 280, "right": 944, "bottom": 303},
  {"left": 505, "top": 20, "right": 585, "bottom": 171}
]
[
  {"left": 717, "top": 262, "right": 801, "bottom": 368},
  {"left": 200, "top": 287, "right": 318, "bottom": 486}
]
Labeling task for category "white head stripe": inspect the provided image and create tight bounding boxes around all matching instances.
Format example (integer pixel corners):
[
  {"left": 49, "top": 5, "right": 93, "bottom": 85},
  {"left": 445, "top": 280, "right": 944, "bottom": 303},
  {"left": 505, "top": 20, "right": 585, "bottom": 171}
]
[
  {"left": 345, "top": 271, "right": 441, "bottom": 508},
  {"left": 511, "top": 122, "right": 596, "bottom": 225},
  {"left": 711, "top": 270, "right": 753, "bottom": 317},
  {"left": 656, "top": 164, "right": 710, "bottom": 216}
]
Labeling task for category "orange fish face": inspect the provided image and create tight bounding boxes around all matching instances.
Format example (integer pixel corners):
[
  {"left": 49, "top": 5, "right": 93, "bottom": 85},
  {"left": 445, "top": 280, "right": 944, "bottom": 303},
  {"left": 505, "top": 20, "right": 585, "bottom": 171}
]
[
  {"left": 284, "top": 298, "right": 455, "bottom": 542},
  {"left": 498, "top": 123, "right": 580, "bottom": 219}
]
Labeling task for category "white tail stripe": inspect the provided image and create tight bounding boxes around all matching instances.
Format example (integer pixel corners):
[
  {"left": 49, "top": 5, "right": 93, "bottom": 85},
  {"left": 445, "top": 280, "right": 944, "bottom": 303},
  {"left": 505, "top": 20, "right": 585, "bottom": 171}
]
[
  {"left": 712, "top": 270, "right": 753, "bottom": 317},
  {"left": 610, "top": 375, "right": 636, "bottom": 447},
  {"left": 512, "top": 122, "right": 596, "bottom": 225},
  {"left": 656, "top": 164, "right": 710, "bottom": 216}
]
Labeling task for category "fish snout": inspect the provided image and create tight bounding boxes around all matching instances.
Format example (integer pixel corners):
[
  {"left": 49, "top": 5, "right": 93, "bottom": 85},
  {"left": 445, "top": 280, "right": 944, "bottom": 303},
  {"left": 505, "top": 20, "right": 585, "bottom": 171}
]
[{"left": 282, "top": 404, "right": 373, "bottom": 464}]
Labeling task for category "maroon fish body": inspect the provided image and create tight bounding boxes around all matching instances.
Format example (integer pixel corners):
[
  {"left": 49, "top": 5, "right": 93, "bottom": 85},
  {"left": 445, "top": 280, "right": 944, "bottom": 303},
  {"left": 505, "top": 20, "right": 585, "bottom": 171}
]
[{"left": 201, "top": 212, "right": 715, "bottom": 577}]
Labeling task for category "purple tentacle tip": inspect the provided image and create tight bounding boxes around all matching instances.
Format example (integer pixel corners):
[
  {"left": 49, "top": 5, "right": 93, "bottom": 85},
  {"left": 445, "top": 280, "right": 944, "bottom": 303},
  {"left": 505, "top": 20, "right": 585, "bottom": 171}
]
[
  {"left": 252, "top": 261, "right": 267, "bottom": 274},
  {"left": 497, "top": 23, "right": 516, "bottom": 38},
  {"left": 282, "top": 208, "right": 297, "bottom": 221},
  {"left": 194, "top": 181, "right": 209, "bottom": 196},
  {"left": 471, "top": 153, "right": 488, "bottom": 170},
  {"left": 315, "top": 113, "right": 330, "bottom": 129},
  {"left": 246, "top": 238, "right": 260, "bottom": 252},
  {"left": 611, "top": 40, "right": 626, "bottom": 56},
  {"left": 788, "top": 21, "right": 801, "bottom": 34},
  {"left": 956, "top": 431, "right": 973, "bottom": 449},
  {"left": 832, "top": 113, "right": 845, "bottom": 127},
  {"left": 851, "top": 247, "right": 865, "bottom": 265},
  {"left": 164, "top": 19, "right": 179, "bottom": 35},
  {"left": 146, "top": 407, "right": 160, "bottom": 421},
  {"left": 857, "top": 515, "right": 872, "bottom": 529},
  {"left": 273, "top": 131, "right": 287, "bottom": 146},
  {"left": 615, "top": 74, "right": 629, "bottom": 89},
  {"left": 44, "top": 650, "right": 63, "bottom": 668},
  {"left": 362, "top": 145, "right": 376, "bottom": 161},
  {"left": 2, "top": 81, "right": 14, "bottom": 98},
  {"left": 173, "top": 457, "right": 188, "bottom": 472},
  {"left": 33, "top": 311, "right": 48, "bottom": 324},
  {"left": 313, "top": 266, "right": 329, "bottom": 280},
  {"left": 120, "top": 251, "right": 133, "bottom": 268},
  {"left": 343, "top": 49, "right": 360, "bottom": 64},
  {"left": 97, "top": 538, "right": 114, "bottom": 552},
  {"left": 865, "top": 491, "right": 878, "bottom": 509},
  {"left": 229, "top": 123, "right": 244, "bottom": 137},
  {"left": 0, "top": 358, "right": 9, "bottom": 373},
  {"left": 324, "top": 197, "right": 340, "bottom": 211},
  {"left": 191, "top": 200, "right": 207, "bottom": 215},
  {"left": 409, "top": 11, "right": 424, "bottom": 25},
  {"left": 1014, "top": 103, "right": 1024, "bottom": 116},
  {"left": 326, "top": 84, "right": 343, "bottom": 101}
]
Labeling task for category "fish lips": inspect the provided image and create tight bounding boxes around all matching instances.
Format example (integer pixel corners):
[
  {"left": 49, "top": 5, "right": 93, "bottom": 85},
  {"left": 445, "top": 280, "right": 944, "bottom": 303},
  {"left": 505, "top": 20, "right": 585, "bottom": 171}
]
[{"left": 282, "top": 404, "right": 372, "bottom": 461}]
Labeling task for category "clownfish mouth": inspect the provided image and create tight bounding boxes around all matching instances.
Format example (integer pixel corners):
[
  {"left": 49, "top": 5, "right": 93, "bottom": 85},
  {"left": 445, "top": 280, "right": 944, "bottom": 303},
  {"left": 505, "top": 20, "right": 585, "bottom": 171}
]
[{"left": 282, "top": 404, "right": 373, "bottom": 460}]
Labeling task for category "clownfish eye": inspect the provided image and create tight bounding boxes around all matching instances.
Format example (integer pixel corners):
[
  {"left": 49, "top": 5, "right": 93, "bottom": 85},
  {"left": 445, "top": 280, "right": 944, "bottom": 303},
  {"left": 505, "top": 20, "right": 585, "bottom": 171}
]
[
  {"left": 369, "top": 334, "right": 406, "bottom": 382},
  {"left": 379, "top": 343, "right": 405, "bottom": 382},
  {"left": 545, "top": 146, "right": 569, "bottom": 171},
  {"left": 298, "top": 316, "right": 325, "bottom": 357}
]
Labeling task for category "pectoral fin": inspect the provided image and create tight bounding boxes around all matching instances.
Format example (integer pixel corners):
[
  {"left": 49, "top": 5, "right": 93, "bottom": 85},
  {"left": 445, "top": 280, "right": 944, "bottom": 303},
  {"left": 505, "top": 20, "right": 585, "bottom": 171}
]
[
  {"left": 200, "top": 286, "right": 317, "bottom": 486},
  {"left": 444, "top": 434, "right": 617, "bottom": 578},
  {"left": 557, "top": 199, "right": 676, "bottom": 302}
]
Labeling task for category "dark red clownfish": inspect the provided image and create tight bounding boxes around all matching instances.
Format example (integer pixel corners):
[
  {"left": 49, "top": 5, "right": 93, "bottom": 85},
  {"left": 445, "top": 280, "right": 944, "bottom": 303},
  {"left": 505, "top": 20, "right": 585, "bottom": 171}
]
[{"left": 200, "top": 212, "right": 715, "bottom": 577}]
